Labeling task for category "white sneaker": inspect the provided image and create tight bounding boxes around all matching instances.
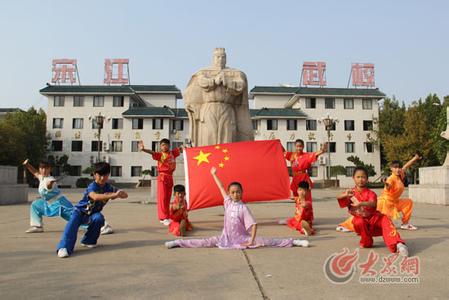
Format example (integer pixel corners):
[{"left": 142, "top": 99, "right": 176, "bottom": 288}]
[
  {"left": 336, "top": 225, "right": 351, "bottom": 233},
  {"left": 293, "top": 239, "right": 309, "bottom": 247},
  {"left": 278, "top": 219, "right": 288, "bottom": 225},
  {"left": 81, "top": 243, "right": 97, "bottom": 248},
  {"left": 26, "top": 226, "right": 43, "bottom": 233},
  {"left": 100, "top": 224, "right": 114, "bottom": 235},
  {"left": 400, "top": 223, "right": 418, "bottom": 231},
  {"left": 57, "top": 248, "right": 69, "bottom": 258},
  {"left": 162, "top": 219, "right": 171, "bottom": 226},
  {"left": 165, "top": 241, "right": 178, "bottom": 249},
  {"left": 397, "top": 243, "right": 409, "bottom": 257}
]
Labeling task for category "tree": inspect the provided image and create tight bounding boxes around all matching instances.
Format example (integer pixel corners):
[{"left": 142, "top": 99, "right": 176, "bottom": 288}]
[
  {"left": 330, "top": 165, "right": 346, "bottom": 179},
  {"left": 347, "top": 155, "right": 376, "bottom": 177}
]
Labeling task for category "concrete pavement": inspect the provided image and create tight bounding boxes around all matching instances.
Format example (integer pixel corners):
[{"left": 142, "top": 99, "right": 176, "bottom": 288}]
[{"left": 0, "top": 187, "right": 448, "bottom": 299}]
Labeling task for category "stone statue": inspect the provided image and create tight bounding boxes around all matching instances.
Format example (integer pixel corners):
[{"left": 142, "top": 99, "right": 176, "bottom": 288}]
[
  {"left": 184, "top": 48, "right": 254, "bottom": 146},
  {"left": 440, "top": 107, "right": 449, "bottom": 166}
]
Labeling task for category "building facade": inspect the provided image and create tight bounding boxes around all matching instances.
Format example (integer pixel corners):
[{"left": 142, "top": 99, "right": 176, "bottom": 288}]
[{"left": 41, "top": 84, "right": 385, "bottom": 187}]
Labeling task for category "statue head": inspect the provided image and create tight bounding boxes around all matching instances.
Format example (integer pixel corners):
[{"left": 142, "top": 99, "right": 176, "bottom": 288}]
[{"left": 213, "top": 48, "right": 226, "bottom": 70}]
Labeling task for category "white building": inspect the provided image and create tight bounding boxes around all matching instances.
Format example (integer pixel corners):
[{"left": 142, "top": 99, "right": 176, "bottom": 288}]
[
  {"left": 250, "top": 86, "right": 385, "bottom": 187},
  {"left": 41, "top": 84, "right": 385, "bottom": 188}
]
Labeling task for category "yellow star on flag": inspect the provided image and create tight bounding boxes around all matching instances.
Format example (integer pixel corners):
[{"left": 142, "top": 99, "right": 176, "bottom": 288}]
[
  {"left": 224, "top": 156, "right": 230, "bottom": 161},
  {"left": 193, "top": 150, "right": 211, "bottom": 166},
  {"left": 219, "top": 162, "right": 225, "bottom": 168},
  {"left": 222, "top": 149, "right": 228, "bottom": 153},
  {"left": 215, "top": 145, "right": 221, "bottom": 149}
]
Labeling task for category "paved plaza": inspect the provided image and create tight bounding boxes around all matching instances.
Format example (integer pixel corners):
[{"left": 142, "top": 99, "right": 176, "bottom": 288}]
[{"left": 0, "top": 187, "right": 448, "bottom": 299}]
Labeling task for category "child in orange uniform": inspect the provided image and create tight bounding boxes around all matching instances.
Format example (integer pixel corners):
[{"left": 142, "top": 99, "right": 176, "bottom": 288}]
[
  {"left": 336, "top": 153, "right": 421, "bottom": 232},
  {"left": 168, "top": 184, "right": 193, "bottom": 236},
  {"left": 282, "top": 181, "right": 314, "bottom": 236},
  {"left": 337, "top": 167, "right": 408, "bottom": 256},
  {"left": 139, "top": 139, "right": 183, "bottom": 226}
]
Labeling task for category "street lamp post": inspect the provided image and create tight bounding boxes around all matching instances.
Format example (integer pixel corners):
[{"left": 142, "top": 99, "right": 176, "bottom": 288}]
[
  {"left": 95, "top": 113, "right": 104, "bottom": 163},
  {"left": 321, "top": 114, "right": 338, "bottom": 180}
]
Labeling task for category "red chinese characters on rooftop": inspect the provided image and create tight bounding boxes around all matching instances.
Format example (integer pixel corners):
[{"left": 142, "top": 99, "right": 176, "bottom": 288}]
[
  {"left": 351, "top": 63, "right": 375, "bottom": 87},
  {"left": 51, "top": 59, "right": 78, "bottom": 84},
  {"left": 104, "top": 59, "right": 129, "bottom": 85},
  {"left": 301, "top": 61, "right": 326, "bottom": 87}
]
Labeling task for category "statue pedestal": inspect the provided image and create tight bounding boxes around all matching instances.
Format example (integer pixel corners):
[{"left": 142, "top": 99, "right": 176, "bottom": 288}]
[
  {"left": 409, "top": 166, "right": 449, "bottom": 205},
  {"left": 0, "top": 166, "right": 28, "bottom": 205}
]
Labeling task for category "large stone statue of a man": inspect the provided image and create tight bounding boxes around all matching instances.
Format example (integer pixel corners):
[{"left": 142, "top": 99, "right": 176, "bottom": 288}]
[{"left": 184, "top": 48, "right": 254, "bottom": 146}]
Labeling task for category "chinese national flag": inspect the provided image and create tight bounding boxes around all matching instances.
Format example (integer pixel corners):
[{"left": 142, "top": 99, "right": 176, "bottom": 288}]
[{"left": 184, "top": 140, "right": 291, "bottom": 210}]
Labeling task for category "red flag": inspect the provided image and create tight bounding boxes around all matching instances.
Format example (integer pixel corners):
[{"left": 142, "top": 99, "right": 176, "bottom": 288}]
[{"left": 184, "top": 140, "right": 291, "bottom": 210}]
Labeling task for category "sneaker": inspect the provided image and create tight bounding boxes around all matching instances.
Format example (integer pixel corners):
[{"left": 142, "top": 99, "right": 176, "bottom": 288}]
[
  {"left": 397, "top": 243, "right": 409, "bottom": 257},
  {"left": 336, "top": 225, "right": 351, "bottom": 233},
  {"left": 179, "top": 220, "right": 186, "bottom": 237},
  {"left": 277, "top": 219, "right": 288, "bottom": 225},
  {"left": 162, "top": 219, "right": 171, "bottom": 226},
  {"left": 293, "top": 239, "right": 309, "bottom": 247},
  {"left": 81, "top": 243, "right": 97, "bottom": 248},
  {"left": 165, "top": 241, "right": 178, "bottom": 249},
  {"left": 57, "top": 248, "right": 69, "bottom": 258},
  {"left": 301, "top": 220, "right": 312, "bottom": 236},
  {"left": 100, "top": 224, "right": 114, "bottom": 235},
  {"left": 400, "top": 223, "right": 418, "bottom": 231},
  {"left": 26, "top": 226, "right": 43, "bottom": 233}
]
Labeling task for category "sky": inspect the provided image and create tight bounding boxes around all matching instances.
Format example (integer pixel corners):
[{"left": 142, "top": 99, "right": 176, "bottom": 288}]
[{"left": 0, "top": 0, "right": 448, "bottom": 110}]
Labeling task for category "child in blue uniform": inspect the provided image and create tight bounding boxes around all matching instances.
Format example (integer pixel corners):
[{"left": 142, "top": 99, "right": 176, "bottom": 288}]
[{"left": 56, "top": 162, "right": 128, "bottom": 258}]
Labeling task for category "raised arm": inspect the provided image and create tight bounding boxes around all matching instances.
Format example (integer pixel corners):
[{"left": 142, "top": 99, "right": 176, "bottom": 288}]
[
  {"left": 88, "top": 189, "right": 127, "bottom": 202},
  {"left": 138, "top": 140, "right": 155, "bottom": 155},
  {"left": 402, "top": 153, "right": 422, "bottom": 171},
  {"left": 210, "top": 167, "right": 227, "bottom": 199},
  {"left": 22, "top": 159, "right": 40, "bottom": 179},
  {"left": 315, "top": 142, "right": 328, "bottom": 157}
]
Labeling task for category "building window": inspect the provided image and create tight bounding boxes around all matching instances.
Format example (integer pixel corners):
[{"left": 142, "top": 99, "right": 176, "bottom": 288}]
[
  {"left": 132, "top": 118, "right": 143, "bottom": 130},
  {"left": 172, "top": 142, "right": 183, "bottom": 151},
  {"left": 93, "top": 96, "right": 104, "bottom": 107},
  {"left": 365, "top": 142, "right": 374, "bottom": 153},
  {"left": 69, "top": 166, "right": 81, "bottom": 176},
  {"left": 53, "top": 118, "right": 64, "bottom": 129},
  {"left": 151, "top": 141, "right": 160, "bottom": 152},
  {"left": 345, "top": 142, "right": 355, "bottom": 153},
  {"left": 287, "top": 119, "right": 297, "bottom": 131},
  {"left": 344, "top": 99, "right": 354, "bottom": 109},
  {"left": 346, "top": 166, "right": 355, "bottom": 177},
  {"left": 344, "top": 120, "right": 355, "bottom": 131},
  {"left": 267, "top": 119, "right": 278, "bottom": 130},
  {"left": 91, "top": 141, "right": 102, "bottom": 152},
  {"left": 362, "top": 99, "right": 373, "bottom": 110},
  {"left": 363, "top": 120, "right": 373, "bottom": 131},
  {"left": 112, "top": 118, "right": 123, "bottom": 129},
  {"left": 131, "top": 166, "right": 142, "bottom": 177},
  {"left": 325, "top": 98, "right": 335, "bottom": 109},
  {"left": 111, "top": 141, "right": 123, "bottom": 152},
  {"left": 92, "top": 119, "right": 101, "bottom": 129},
  {"left": 71, "top": 141, "right": 83, "bottom": 152},
  {"left": 306, "top": 120, "right": 317, "bottom": 131},
  {"left": 54, "top": 96, "right": 65, "bottom": 107},
  {"left": 306, "top": 98, "right": 316, "bottom": 109},
  {"left": 308, "top": 166, "right": 318, "bottom": 177},
  {"left": 131, "top": 141, "right": 139, "bottom": 152},
  {"left": 252, "top": 120, "right": 258, "bottom": 131},
  {"left": 306, "top": 142, "right": 317, "bottom": 153},
  {"left": 153, "top": 119, "right": 164, "bottom": 130},
  {"left": 113, "top": 96, "right": 124, "bottom": 107},
  {"left": 329, "top": 142, "right": 336, "bottom": 153},
  {"left": 111, "top": 166, "right": 122, "bottom": 177},
  {"left": 73, "top": 96, "right": 84, "bottom": 107},
  {"left": 286, "top": 142, "right": 295, "bottom": 152},
  {"left": 151, "top": 166, "right": 158, "bottom": 177},
  {"left": 172, "top": 119, "right": 184, "bottom": 131},
  {"left": 72, "top": 118, "right": 83, "bottom": 129},
  {"left": 51, "top": 141, "right": 63, "bottom": 151}
]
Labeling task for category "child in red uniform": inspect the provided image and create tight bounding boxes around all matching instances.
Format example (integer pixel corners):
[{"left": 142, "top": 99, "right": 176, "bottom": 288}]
[
  {"left": 168, "top": 184, "right": 192, "bottom": 236},
  {"left": 281, "top": 139, "right": 327, "bottom": 224},
  {"left": 138, "top": 139, "right": 182, "bottom": 225},
  {"left": 337, "top": 166, "right": 409, "bottom": 256},
  {"left": 283, "top": 181, "right": 314, "bottom": 236}
]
